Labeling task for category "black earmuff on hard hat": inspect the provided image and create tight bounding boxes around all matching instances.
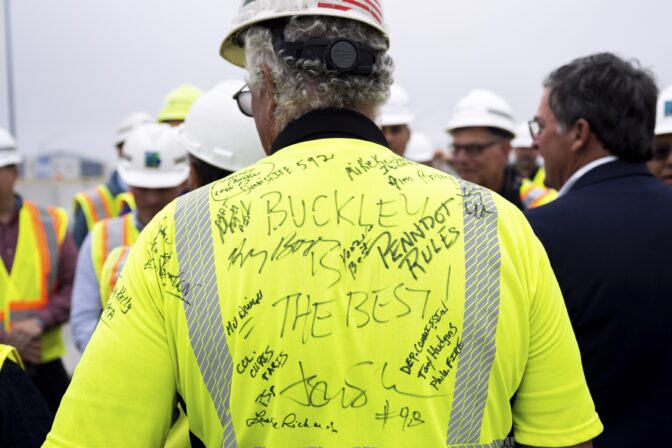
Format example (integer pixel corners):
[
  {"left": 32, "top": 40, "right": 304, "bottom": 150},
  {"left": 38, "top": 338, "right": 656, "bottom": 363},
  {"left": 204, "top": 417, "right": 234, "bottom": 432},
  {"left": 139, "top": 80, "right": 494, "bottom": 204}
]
[{"left": 268, "top": 20, "right": 377, "bottom": 76}]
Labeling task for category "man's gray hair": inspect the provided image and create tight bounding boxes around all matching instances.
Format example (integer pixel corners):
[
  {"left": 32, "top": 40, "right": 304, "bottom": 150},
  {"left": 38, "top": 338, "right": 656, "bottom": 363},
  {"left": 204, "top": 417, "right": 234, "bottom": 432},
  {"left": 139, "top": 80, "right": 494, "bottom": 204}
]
[{"left": 244, "top": 16, "right": 394, "bottom": 136}]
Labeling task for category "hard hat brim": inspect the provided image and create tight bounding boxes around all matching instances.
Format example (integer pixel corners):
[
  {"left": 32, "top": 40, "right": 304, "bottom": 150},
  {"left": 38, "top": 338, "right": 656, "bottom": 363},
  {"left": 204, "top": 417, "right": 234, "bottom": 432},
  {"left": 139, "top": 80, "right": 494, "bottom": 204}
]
[
  {"left": 380, "top": 113, "right": 415, "bottom": 127},
  {"left": 446, "top": 116, "right": 516, "bottom": 139},
  {"left": 655, "top": 122, "right": 672, "bottom": 136},
  {"left": 220, "top": 9, "right": 389, "bottom": 68},
  {"left": 0, "top": 154, "right": 22, "bottom": 168},
  {"left": 118, "top": 165, "right": 189, "bottom": 189}
]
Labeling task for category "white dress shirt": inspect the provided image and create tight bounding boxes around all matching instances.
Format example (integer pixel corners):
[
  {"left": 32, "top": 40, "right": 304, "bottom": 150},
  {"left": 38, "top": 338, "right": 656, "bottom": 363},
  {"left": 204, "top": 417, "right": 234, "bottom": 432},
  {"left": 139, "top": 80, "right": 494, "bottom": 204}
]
[{"left": 557, "top": 156, "right": 619, "bottom": 197}]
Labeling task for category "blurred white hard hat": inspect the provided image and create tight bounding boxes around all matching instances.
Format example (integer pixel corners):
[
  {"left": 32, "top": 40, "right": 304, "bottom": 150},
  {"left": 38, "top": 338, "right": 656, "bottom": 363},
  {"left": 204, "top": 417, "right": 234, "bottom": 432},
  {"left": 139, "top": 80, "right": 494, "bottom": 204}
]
[
  {"left": 405, "top": 132, "right": 434, "bottom": 163},
  {"left": 118, "top": 123, "right": 189, "bottom": 188},
  {"left": 220, "top": 0, "right": 389, "bottom": 68},
  {"left": 176, "top": 79, "right": 265, "bottom": 172},
  {"left": 114, "top": 112, "right": 154, "bottom": 146},
  {"left": 0, "top": 127, "right": 21, "bottom": 168},
  {"left": 655, "top": 84, "right": 672, "bottom": 136},
  {"left": 380, "top": 84, "right": 415, "bottom": 126},
  {"left": 511, "top": 121, "right": 533, "bottom": 148},
  {"left": 446, "top": 88, "right": 516, "bottom": 138}
]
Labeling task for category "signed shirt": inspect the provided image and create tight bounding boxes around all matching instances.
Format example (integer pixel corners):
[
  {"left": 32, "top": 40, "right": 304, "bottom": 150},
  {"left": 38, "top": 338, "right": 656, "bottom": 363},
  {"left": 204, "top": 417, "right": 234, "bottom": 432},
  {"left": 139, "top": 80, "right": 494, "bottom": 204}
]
[{"left": 45, "top": 110, "right": 602, "bottom": 447}]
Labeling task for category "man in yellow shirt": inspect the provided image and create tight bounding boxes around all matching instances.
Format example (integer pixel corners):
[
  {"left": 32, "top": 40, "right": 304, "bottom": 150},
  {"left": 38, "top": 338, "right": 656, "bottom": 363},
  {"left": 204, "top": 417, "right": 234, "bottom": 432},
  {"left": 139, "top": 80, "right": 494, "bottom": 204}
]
[{"left": 45, "top": 2, "right": 601, "bottom": 447}]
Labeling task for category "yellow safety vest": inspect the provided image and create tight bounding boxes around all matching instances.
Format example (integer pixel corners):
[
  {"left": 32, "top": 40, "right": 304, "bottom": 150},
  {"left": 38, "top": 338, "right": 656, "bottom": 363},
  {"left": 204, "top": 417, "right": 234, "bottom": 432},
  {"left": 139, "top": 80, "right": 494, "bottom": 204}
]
[
  {"left": 73, "top": 184, "right": 135, "bottom": 231},
  {"left": 519, "top": 167, "right": 558, "bottom": 209},
  {"left": 99, "top": 245, "right": 132, "bottom": 306},
  {"left": 47, "top": 139, "right": 602, "bottom": 448},
  {"left": 0, "top": 201, "right": 68, "bottom": 363},
  {"left": 0, "top": 344, "right": 23, "bottom": 369},
  {"left": 90, "top": 214, "right": 139, "bottom": 285},
  {"left": 116, "top": 192, "right": 136, "bottom": 216}
]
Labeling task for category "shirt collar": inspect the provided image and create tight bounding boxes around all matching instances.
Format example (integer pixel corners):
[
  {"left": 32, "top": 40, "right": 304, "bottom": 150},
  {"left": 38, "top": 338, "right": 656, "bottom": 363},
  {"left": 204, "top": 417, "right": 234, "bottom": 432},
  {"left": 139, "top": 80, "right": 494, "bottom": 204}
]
[
  {"left": 270, "top": 108, "right": 389, "bottom": 155},
  {"left": 557, "top": 156, "right": 619, "bottom": 197}
]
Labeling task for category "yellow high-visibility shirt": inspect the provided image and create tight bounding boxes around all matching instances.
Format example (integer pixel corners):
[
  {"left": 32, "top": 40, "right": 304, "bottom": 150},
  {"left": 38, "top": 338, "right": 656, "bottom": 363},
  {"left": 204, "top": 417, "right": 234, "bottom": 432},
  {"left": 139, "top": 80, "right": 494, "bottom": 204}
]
[{"left": 46, "top": 139, "right": 602, "bottom": 447}]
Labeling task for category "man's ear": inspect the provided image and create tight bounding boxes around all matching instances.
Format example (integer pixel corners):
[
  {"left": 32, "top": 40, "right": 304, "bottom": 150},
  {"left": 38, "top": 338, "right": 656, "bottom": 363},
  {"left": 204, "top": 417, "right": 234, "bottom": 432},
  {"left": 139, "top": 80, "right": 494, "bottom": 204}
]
[
  {"left": 570, "top": 118, "right": 591, "bottom": 153},
  {"left": 500, "top": 140, "right": 512, "bottom": 162},
  {"left": 260, "top": 64, "right": 276, "bottom": 114}
]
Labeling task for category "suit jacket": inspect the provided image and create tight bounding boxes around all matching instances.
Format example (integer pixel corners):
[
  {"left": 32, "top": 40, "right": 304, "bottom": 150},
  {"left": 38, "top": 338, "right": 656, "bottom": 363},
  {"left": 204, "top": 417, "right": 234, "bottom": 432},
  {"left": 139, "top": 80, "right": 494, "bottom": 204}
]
[{"left": 526, "top": 160, "right": 672, "bottom": 447}]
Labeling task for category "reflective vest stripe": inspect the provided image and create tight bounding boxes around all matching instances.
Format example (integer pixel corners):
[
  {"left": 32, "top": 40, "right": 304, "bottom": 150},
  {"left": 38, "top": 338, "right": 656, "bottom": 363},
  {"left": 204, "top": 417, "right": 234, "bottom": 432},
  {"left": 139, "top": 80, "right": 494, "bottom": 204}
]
[
  {"left": 37, "top": 207, "right": 60, "bottom": 292},
  {"left": 92, "top": 214, "right": 135, "bottom": 282},
  {"left": 101, "top": 246, "right": 131, "bottom": 306},
  {"left": 447, "top": 182, "right": 502, "bottom": 444},
  {"left": 74, "top": 185, "right": 117, "bottom": 231},
  {"left": 451, "top": 437, "right": 515, "bottom": 448},
  {"left": 23, "top": 202, "right": 57, "bottom": 304},
  {"left": 96, "top": 186, "right": 115, "bottom": 218},
  {"left": 174, "top": 187, "right": 237, "bottom": 447}
]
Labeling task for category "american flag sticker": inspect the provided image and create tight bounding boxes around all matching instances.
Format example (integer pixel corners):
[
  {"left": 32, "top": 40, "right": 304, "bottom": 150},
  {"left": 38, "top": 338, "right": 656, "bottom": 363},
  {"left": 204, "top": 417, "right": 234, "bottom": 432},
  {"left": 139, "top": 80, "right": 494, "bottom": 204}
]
[
  {"left": 317, "top": 0, "right": 383, "bottom": 25},
  {"left": 665, "top": 100, "right": 672, "bottom": 117}
]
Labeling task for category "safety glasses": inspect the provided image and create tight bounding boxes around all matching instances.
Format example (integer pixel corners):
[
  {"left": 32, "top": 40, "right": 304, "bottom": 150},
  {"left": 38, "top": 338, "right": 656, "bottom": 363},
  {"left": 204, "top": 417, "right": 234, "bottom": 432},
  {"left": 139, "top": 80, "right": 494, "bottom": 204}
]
[{"left": 233, "top": 83, "right": 253, "bottom": 117}]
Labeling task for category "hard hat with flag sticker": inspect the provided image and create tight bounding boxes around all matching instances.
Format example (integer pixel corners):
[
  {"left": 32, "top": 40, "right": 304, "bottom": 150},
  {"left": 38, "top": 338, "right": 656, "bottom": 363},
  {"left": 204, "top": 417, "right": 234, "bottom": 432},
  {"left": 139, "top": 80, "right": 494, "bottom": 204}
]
[
  {"left": 655, "top": 84, "right": 672, "bottom": 136},
  {"left": 118, "top": 123, "right": 189, "bottom": 189},
  {"left": 0, "top": 127, "right": 21, "bottom": 168},
  {"left": 220, "top": 0, "right": 389, "bottom": 68},
  {"left": 175, "top": 79, "right": 265, "bottom": 172}
]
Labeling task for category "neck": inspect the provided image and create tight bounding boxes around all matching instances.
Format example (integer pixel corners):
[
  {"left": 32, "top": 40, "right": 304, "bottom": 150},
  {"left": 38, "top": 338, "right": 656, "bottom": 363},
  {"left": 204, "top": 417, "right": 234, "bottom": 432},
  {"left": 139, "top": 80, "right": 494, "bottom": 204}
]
[
  {"left": 488, "top": 170, "right": 506, "bottom": 194},
  {"left": 136, "top": 211, "right": 152, "bottom": 228},
  {"left": 0, "top": 194, "right": 16, "bottom": 224},
  {"left": 563, "top": 146, "right": 612, "bottom": 186}
]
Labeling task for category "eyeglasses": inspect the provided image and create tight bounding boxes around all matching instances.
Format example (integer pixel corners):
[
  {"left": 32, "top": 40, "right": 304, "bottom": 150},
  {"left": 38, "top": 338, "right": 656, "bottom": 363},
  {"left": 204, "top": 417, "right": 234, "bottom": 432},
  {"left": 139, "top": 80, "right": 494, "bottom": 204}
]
[
  {"left": 233, "top": 83, "right": 253, "bottom": 117},
  {"left": 451, "top": 140, "right": 500, "bottom": 157},
  {"left": 528, "top": 118, "right": 542, "bottom": 140},
  {"left": 653, "top": 143, "right": 672, "bottom": 161}
]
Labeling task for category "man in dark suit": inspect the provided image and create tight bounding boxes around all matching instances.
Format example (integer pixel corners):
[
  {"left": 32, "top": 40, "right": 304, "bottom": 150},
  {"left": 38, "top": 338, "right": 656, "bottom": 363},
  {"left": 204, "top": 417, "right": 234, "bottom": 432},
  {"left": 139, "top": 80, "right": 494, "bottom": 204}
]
[{"left": 525, "top": 53, "right": 671, "bottom": 447}]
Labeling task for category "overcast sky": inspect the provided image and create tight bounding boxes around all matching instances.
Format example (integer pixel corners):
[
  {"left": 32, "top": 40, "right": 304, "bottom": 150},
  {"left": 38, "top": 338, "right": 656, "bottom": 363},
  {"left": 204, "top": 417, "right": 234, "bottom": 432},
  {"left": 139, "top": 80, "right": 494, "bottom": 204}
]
[{"left": 1, "top": 0, "right": 671, "bottom": 165}]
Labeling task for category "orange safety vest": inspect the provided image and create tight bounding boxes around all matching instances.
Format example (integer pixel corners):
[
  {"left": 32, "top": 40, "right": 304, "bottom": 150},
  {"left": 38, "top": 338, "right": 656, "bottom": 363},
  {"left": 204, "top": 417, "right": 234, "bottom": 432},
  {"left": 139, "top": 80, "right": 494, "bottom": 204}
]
[
  {"left": 0, "top": 201, "right": 67, "bottom": 363},
  {"left": 520, "top": 167, "right": 558, "bottom": 209},
  {"left": 99, "top": 245, "right": 132, "bottom": 306},
  {"left": 73, "top": 185, "right": 135, "bottom": 231},
  {"left": 90, "top": 214, "right": 139, "bottom": 285}
]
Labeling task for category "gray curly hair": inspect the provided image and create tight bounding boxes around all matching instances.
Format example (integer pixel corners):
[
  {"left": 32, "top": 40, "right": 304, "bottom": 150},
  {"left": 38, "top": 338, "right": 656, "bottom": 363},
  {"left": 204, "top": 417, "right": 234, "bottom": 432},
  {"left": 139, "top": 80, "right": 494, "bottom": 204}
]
[{"left": 244, "top": 16, "right": 394, "bottom": 136}]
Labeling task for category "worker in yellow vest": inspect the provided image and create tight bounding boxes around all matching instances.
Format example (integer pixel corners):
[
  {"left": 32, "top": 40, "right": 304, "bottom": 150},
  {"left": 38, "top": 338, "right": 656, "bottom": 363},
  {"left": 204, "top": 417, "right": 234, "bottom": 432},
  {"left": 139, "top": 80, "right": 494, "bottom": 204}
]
[
  {"left": 0, "top": 127, "right": 77, "bottom": 416},
  {"left": 45, "top": 2, "right": 603, "bottom": 447},
  {"left": 70, "top": 123, "right": 189, "bottom": 352},
  {"left": 71, "top": 111, "right": 153, "bottom": 248},
  {"left": 158, "top": 84, "right": 203, "bottom": 127},
  {"left": 0, "top": 344, "right": 53, "bottom": 447},
  {"left": 97, "top": 80, "right": 266, "bottom": 305},
  {"left": 511, "top": 122, "right": 558, "bottom": 208}
]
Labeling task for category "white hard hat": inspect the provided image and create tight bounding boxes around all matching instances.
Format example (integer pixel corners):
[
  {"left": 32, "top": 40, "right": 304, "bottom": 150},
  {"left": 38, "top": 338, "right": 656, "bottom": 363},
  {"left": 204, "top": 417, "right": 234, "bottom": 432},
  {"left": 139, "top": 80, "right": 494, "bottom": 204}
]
[
  {"left": 405, "top": 132, "right": 434, "bottom": 163},
  {"left": 114, "top": 112, "right": 154, "bottom": 146},
  {"left": 380, "top": 84, "right": 415, "bottom": 126},
  {"left": 176, "top": 80, "right": 265, "bottom": 172},
  {"left": 655, "top": 84, "right": 672, "bottom": 136},
  {"left": 118, "top": 123, "right": 189, "bottom": 189},
  {"left": 0, "top": 127, "right": 21, "bottom": 168},
  {"left": 220, "top": 0, "right": 389, "bottom": 68},
  {"left": 446, "top": 89, "right": 516, "bottom": 138},
  {"left": 511, "top": 121, "right": 533, "bottom": 149}
]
